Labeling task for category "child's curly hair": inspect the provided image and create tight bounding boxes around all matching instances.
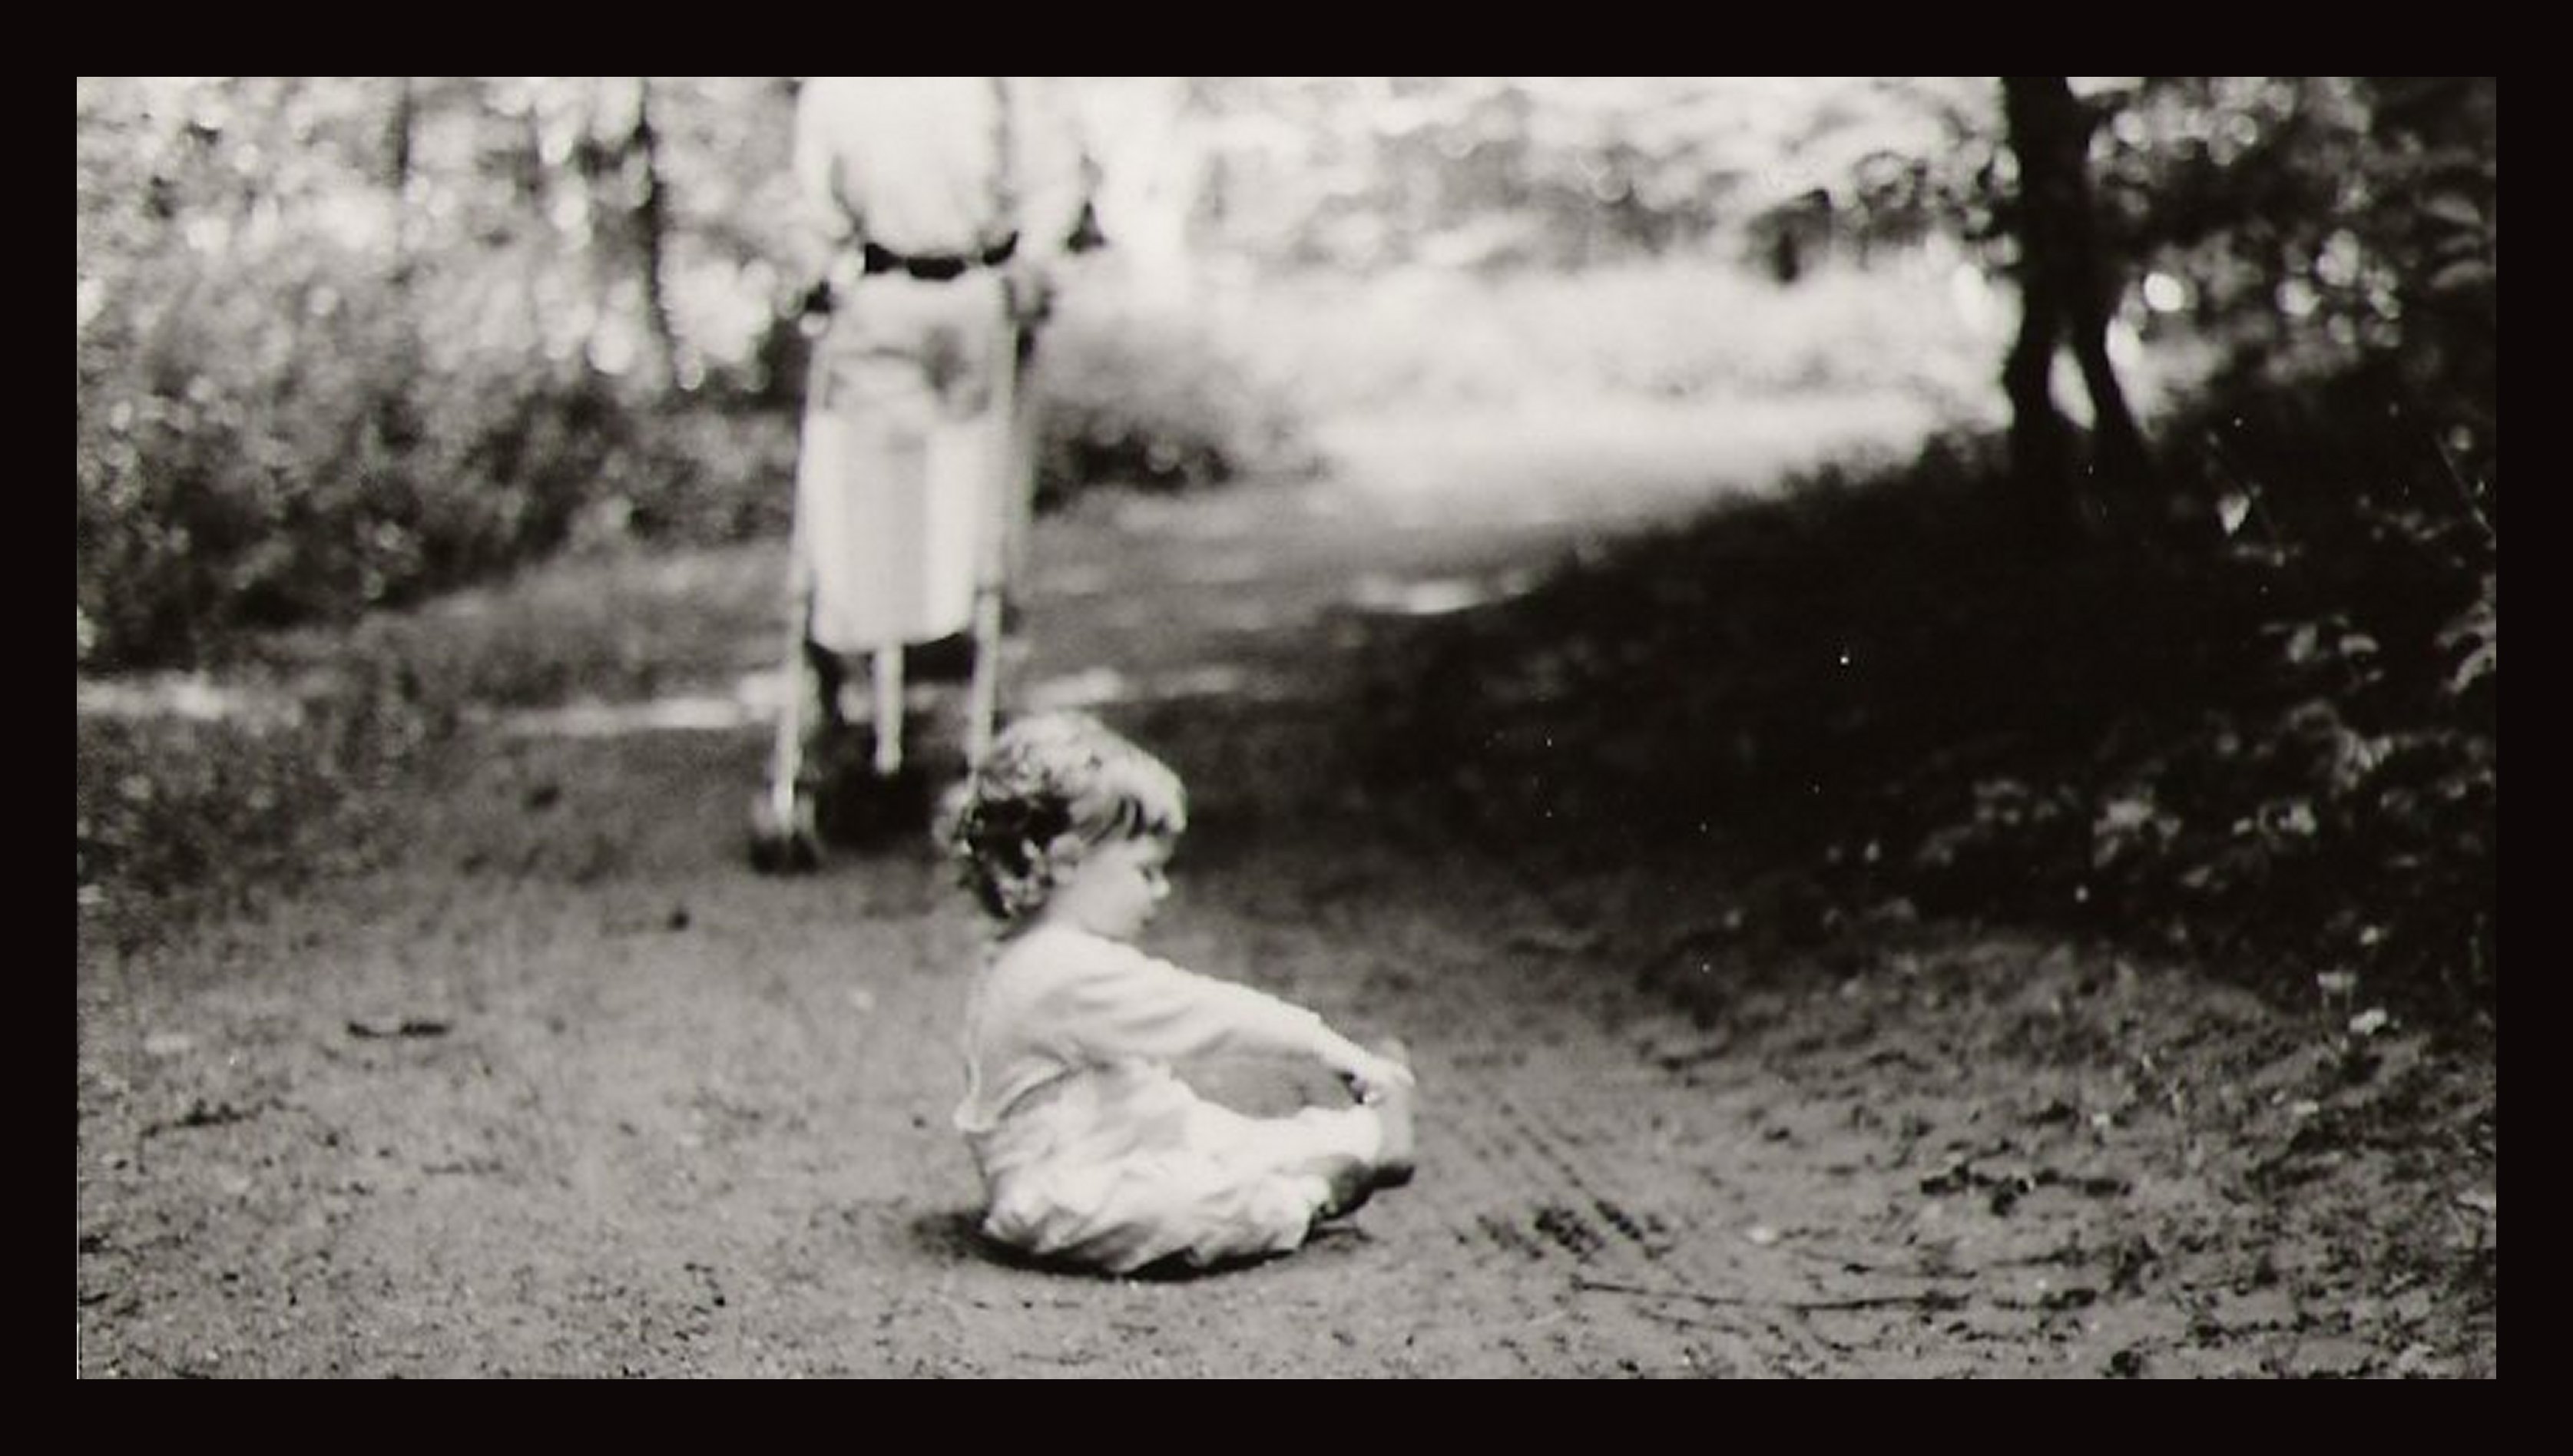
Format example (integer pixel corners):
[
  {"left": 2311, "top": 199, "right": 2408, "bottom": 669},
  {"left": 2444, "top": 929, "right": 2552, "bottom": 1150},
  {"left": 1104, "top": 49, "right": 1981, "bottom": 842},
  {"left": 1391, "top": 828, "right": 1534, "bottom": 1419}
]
[{"left": 940, "top": 712, "right": 1188, "bottom": 922}]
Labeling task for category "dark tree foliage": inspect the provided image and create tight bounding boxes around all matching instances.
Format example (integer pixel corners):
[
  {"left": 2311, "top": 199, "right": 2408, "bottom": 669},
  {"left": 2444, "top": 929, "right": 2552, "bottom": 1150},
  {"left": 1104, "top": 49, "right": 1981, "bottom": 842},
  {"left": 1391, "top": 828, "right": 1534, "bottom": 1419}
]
[
  {"left": 1850, "top": 79, "right": 2495, "bottom": 1011},
  {"left": 1370, "top": 78, "right": 2496, "bottom": 1015}
]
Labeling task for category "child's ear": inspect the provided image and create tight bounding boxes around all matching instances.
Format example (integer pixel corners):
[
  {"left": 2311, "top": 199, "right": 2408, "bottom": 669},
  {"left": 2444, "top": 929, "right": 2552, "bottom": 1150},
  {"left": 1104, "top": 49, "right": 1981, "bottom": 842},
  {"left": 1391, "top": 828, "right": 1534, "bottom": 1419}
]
[{"left": 1037, "top": 832, "right": 1090, "bottom": 881}]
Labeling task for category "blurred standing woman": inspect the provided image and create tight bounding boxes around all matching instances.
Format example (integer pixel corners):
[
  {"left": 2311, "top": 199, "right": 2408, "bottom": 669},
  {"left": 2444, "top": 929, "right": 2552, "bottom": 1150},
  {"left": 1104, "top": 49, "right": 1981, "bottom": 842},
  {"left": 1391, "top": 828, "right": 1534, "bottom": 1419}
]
[{"left": 783, "top": 77, "right": 1093, "bottom": 793}]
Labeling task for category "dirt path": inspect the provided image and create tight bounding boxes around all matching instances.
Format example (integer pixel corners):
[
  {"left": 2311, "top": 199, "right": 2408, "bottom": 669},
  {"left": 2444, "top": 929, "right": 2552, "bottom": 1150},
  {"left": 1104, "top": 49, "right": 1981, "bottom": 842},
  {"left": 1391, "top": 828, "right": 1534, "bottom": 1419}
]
[{"left": 76, "top": 438, "right": 2495, "bottom": 1378}]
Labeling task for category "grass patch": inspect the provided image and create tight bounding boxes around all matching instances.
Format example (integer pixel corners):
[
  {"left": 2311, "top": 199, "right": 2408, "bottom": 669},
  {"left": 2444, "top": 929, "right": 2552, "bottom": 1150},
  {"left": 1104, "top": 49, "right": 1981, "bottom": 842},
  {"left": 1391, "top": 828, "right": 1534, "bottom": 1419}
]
[
  {"left": 77, "top": 653, "right": 432, "bottom": 955},
  {"left": 75, "top": 538, "right": 793, "bottom": 954}
]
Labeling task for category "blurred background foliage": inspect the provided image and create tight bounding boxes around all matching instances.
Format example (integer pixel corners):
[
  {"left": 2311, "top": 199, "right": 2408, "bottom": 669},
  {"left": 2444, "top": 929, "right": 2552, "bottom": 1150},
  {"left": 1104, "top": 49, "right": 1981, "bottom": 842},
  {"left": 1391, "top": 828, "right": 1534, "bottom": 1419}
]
[
  {"left": 69, "top": 76, "right": 2020, "bottom": 670},
  {"left": 1320, "top": 75, "right": 2496, "bottom": 1014},
  {"left": 77, "top": 78, "right": 807, "bottom": 667},
  {"left": 77, "top": 77, "right": 2493, "bottom": 1013}
]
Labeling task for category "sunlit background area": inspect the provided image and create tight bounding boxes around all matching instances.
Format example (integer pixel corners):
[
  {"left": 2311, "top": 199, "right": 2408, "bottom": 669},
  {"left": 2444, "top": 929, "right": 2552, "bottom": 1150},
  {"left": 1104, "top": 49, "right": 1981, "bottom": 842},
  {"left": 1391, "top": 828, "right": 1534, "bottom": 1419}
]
[{"left": 75, "top": 77, "right": 2205, "bottom": 664}]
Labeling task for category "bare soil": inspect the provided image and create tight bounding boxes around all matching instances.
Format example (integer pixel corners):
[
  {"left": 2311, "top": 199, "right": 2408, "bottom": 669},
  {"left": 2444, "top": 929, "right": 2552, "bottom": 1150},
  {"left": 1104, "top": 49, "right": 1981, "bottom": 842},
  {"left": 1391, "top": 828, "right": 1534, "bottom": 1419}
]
[{"left": 75, "top": 446, "right": 2495, "bottom": 1378}]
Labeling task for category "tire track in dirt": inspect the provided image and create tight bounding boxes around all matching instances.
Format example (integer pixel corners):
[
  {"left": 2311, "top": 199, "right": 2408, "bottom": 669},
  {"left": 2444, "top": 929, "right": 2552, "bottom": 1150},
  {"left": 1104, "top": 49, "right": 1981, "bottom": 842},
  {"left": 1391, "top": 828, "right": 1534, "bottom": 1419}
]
[
  {"left": 1419, "top": 1047, "right": 1783, "bottom": 1372},
  {"left": 1320, "top": 890, "right": 1808, "bottom": 1377},
  {"left": 1181, "top": 778, "right": 1987, "bottom": 1369}
]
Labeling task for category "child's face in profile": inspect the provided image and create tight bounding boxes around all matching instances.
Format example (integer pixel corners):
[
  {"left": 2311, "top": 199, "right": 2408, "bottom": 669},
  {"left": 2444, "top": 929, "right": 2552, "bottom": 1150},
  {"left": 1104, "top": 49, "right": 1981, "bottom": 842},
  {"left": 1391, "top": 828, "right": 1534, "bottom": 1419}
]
[{"left": 1047, "top": 833, "right": 1173, "bottom": 941}]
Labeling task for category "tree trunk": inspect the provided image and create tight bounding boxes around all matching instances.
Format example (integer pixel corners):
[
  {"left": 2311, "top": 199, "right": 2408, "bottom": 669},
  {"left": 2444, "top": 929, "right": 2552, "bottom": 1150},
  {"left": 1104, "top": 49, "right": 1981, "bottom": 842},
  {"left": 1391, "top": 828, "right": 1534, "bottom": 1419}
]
[
  {"left": 385, "top": 77, "right": 414, "bottom": 194},
  {"left": 384, "top": 78, "right": 416, "bottom": 271},
  {"left": 628, "top": 78, "right": 679, "bottom": 382},
  {"left": 2001, "top": 77, "right": 2149, "bottom": 540}
]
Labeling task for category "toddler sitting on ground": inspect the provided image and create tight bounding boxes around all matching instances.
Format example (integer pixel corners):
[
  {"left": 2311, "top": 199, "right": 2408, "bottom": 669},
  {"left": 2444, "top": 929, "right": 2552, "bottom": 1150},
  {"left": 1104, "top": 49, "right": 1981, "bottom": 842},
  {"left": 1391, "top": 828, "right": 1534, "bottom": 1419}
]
[{"left": 941, "top": 712, "right": 1416, "bottom": 1274}]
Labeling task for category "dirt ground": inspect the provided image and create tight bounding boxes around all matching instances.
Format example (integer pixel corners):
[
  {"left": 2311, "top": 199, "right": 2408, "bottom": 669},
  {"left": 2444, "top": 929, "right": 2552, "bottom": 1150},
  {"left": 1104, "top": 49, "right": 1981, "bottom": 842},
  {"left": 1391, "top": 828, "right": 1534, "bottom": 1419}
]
[{"left": 75, "top": 430, "right": 2496, "bottom": 1378}]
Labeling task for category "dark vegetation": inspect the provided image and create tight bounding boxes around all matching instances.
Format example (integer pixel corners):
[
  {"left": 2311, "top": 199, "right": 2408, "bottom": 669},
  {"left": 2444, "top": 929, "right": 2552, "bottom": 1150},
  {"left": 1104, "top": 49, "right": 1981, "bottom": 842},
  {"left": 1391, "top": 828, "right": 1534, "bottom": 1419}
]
[
  {"left": 1357, "top": 78, "right": 2495, "bottom": 1023},
  {"left": 1357, "top": 383, "right": 2494, "bottom": 1022}
]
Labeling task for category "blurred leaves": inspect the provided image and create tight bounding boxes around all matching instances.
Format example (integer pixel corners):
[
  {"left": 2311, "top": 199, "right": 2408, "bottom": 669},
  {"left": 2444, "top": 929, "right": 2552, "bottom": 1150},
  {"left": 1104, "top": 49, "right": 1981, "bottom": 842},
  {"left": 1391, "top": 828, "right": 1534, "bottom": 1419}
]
[
  {"left": 77, "top": 77, "right": 1329, "bottom": 670},
  {"left": 1178, "top": 78, "right": 1982, "bottom": 274},
  {"left": 1742, "top": 77, "right": 2495, "bottom": 483},
  {"left": 77, "top": 78, "right": 811, "bottom": 670},
  {"left": 1029, "top": 293, "right": 1313, "bottom": 499}
]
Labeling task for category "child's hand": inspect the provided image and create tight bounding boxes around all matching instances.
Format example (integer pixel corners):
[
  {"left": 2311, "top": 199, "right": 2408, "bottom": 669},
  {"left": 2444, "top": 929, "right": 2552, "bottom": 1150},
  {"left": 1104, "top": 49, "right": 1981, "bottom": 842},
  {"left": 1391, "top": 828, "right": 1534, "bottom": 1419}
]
[{"left": 1332, "top": 1043, "right": 1417, "bottom": 1100}]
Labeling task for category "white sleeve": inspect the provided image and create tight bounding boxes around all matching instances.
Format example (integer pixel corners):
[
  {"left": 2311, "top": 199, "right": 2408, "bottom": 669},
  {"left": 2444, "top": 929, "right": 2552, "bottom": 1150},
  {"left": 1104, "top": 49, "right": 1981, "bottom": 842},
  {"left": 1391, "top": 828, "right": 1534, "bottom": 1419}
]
[{"left": 1041, "top": 939, "right": 1326, "bottom": 1066}]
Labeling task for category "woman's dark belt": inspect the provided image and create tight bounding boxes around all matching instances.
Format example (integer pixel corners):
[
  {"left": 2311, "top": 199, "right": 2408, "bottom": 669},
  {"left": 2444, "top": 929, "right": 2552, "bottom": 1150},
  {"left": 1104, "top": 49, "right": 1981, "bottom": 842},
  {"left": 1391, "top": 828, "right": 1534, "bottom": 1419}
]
[{"left": 861, "top": 233, "right": 1019, "bottom": 282}]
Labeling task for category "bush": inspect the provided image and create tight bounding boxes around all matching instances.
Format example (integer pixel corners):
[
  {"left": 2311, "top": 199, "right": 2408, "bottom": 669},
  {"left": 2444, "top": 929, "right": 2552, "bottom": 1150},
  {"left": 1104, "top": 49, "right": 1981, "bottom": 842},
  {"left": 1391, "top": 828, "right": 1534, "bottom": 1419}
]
[
  {"left": 1026, "top": 290, "right": 1312, "bottom": 503},
  {"left": 75, "top": 237, "right": 797, "bottom": 671},
  {"left": 75, "top": 238, "right": 1291, "bottom": 671},
  {"left": 1358, "top": 370, "right": 2495, "bottom": 1018}
]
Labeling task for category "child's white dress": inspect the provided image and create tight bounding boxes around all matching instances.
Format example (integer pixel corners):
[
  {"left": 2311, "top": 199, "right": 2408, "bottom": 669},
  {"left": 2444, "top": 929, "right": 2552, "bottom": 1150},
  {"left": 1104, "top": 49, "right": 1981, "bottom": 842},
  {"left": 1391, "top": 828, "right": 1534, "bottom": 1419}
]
[{"left": 954, "top": 922, "right": 1383, "bottom": 1273}]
